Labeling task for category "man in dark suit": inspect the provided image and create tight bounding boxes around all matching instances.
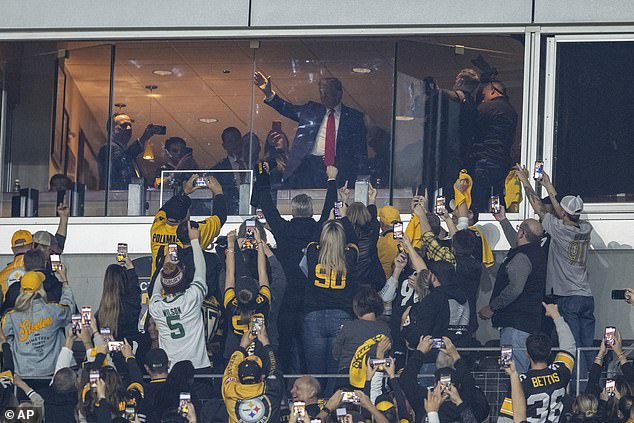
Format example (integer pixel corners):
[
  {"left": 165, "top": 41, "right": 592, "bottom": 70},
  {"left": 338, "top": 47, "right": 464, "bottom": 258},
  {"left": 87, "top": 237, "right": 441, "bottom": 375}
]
[
  {"left": 211, "top": 127, "right": 244, "bottom": 214},
  {"left": 254, "top": 71, "right": 368, "bottom": 188}
]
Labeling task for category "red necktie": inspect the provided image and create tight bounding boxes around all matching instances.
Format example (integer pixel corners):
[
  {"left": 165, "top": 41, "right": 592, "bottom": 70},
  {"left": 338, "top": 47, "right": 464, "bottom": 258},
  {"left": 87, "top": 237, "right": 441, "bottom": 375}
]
[{"left": 324, "top": 109, "right": 336, "bottom": 166}]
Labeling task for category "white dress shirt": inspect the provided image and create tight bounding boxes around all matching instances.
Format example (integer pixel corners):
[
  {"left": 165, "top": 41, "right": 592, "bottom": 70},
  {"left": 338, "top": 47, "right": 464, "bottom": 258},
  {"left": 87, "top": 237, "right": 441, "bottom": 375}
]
[{"left": 311, "top": 104, "right": 342, "bottom": 156}]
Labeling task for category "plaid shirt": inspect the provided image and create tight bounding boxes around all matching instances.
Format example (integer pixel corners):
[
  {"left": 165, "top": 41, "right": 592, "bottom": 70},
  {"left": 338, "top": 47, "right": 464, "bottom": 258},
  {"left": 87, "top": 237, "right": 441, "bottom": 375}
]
[{"left": 421, "top": 231, "right": 456, "bottom": 265}]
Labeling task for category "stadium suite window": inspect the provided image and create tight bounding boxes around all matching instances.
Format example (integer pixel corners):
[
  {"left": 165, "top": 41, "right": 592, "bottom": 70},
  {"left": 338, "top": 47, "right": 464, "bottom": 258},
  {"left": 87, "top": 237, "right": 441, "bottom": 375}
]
[{"left": 553, "top": 41, "right": 634, "bottom": 203}]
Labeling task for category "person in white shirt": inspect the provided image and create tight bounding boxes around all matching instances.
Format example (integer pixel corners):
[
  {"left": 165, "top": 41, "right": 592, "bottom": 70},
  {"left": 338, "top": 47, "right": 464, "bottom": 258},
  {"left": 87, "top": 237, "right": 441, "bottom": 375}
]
[{"left": 149, "top": 221, "right": 210, "bottom": 371}]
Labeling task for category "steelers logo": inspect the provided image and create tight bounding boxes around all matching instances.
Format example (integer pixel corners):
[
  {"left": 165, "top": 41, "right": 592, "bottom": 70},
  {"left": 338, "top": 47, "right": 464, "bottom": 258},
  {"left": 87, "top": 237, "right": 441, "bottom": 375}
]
[{"left": 236, "top": 395, "right": 271, "bottom": 423}]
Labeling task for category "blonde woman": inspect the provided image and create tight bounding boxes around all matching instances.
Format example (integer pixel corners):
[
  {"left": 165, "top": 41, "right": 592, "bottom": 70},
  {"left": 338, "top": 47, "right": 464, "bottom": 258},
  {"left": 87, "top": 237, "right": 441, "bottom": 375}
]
[
  {"left": 302, "top": 207, "right": 358, "bottom": 387},
  {"left": 1, "top": 268, "right": 74, "bottom": 379}
]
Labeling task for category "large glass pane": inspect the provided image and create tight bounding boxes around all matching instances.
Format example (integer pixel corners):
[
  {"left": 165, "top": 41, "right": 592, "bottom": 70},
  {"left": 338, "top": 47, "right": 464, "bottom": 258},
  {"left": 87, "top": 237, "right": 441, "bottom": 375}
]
[
  {"left": 0, "top": 42, "right": 112, "bottom": 217},
  {"left": 393, "top": 36, "right": 525, "bottom": 214},
  {"left": 108, "top": 41, "right": 255, "bottom": 216},
  {"left": 252, "top": 39, "right": 395, "bottom": 213},
  {"left": 554, "top": 41, "right": 634, "bottom": 203}
]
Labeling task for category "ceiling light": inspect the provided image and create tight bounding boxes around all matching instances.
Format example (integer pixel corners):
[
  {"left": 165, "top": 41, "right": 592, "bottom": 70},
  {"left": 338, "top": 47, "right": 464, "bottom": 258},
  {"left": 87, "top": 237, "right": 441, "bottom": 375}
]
[
  {"left": 199, "top": 118, "right": 218, "bottom": 124},
  {"left": 222, "top": 69, "right": 231, "bottom": 74},
  {"left": 143, "top": 140, "right": 155, "bottom": 161},
  {"left": 152, "top": 69, "right": 173, "bottom": 76},
  {"left": 396, "top": 116, "right": 415, "bottom": 121},
  {"left": 352, "top": 67, "right": 372, "bottom": 74}
]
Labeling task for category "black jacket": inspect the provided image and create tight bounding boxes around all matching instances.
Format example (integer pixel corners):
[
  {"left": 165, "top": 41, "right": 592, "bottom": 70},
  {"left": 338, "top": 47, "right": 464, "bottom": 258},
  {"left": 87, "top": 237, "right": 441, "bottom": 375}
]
[
  {"left": 253, "top": 172, "right": 337, "bottom": 312},
  {"left": 455, "top": 253, "right": 482, "bottom": 335},
  {"left": 96, "top": 268, "right": 141, "bottom": 340},
  {"left": 403, "top": 273, "right": 468, "bottom": 351},
  {"left": 470, "top": 96, "right": 518, "bottom": 167},
  {"left": 400, "top": 350, "right": 489, "bottom": 423},
  {"left": 490, "top": 243, "right": 546, "bottom": 334},
  {"left": 45, "top": 391, "right": 78, "bottom": 423},
  {"left": 350, "top": 204, "right": 385, "bottom": 291},
  {"left": 98, "top": 139, "right": 144, "bottom": 190}
]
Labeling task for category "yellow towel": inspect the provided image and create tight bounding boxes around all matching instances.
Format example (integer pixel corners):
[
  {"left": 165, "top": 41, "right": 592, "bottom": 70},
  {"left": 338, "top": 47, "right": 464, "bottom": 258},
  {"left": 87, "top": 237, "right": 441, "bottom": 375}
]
[
  {"left": 349, "top": 334, "right": 386, "bottom": 388},
  {"left": 504, "top": 171, "right": 523, "bottom": 209},
  {"left": 404, "top": 215, "right": 423, "bottom": 250},
  {"left": 469, "top": 225, "right": 495, "bottom": 268},
  {"left": 453, "top": 169, "right": 473, "bottom": 209}
]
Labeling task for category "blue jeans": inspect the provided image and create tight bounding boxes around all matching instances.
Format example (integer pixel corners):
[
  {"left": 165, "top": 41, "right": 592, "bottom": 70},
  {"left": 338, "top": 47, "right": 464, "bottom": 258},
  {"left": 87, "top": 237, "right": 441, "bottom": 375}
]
[
  {"left": 500, "top": 327, "right": 531, "bottom": 373},
  {"left": 557, "top": 295, "right": 596, "bottom": 379},
  {"left": 303, "top": 309, "right": 353, "bottom": 394}
]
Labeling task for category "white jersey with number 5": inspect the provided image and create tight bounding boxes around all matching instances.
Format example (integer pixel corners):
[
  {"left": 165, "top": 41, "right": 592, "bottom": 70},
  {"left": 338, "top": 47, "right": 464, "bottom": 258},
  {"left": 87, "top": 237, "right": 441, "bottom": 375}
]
[
  {"left": 149, "top": 239, "right": 210, "bottom": 370},
  {"left": 499, "top": 351, "right": 575, "bottom": 423}
]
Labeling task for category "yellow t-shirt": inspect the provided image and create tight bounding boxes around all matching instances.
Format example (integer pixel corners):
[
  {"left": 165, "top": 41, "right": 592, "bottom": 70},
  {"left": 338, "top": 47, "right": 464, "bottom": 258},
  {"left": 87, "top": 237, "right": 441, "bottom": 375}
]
[
  {"left": 150, "top": 210, "right": 221, "bottom": 275},
  {"left": 0, "top": 255, "right": 25, "bottom": 297}
]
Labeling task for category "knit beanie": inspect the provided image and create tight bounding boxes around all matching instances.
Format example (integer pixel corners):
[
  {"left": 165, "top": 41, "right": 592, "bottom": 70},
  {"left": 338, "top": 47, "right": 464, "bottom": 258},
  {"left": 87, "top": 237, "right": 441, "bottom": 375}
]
[{"left": 161, "top": 262, "right": 185, "bottom": 295}]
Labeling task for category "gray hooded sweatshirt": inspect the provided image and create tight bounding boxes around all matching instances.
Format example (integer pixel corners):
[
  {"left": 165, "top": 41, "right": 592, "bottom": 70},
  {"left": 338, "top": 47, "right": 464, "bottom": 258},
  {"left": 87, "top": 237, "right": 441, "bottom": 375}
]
[{"left": 1, "top": 285, "right": 74, "bottom": 377}]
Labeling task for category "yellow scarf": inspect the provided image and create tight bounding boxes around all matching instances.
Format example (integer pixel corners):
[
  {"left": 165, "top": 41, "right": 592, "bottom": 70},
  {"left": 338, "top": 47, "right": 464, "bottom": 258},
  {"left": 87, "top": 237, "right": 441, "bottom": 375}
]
[
  {"left": 404, "top": 215, "right": 423, "bottom": 250},
  {"left": 504, "top": 171, "right": 523, "bottom": 209},
  {"left": 453, "top": 169, "right": 473, "bottom": 209},
  {"left": 349, "top": 334, "right": 386, "bottom": 388},
  {"left": 469, "top": 226, "right": 494, "bottom": 268}
]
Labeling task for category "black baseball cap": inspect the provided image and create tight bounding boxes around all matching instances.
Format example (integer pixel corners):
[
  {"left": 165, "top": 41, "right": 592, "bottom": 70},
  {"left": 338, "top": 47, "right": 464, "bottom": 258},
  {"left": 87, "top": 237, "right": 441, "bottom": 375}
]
[
  {"left": 238, "top": 356, "right": 263, "bottom": 384},
  {"left": 146, "top": 348, "right": 169, "bottom": 370}
]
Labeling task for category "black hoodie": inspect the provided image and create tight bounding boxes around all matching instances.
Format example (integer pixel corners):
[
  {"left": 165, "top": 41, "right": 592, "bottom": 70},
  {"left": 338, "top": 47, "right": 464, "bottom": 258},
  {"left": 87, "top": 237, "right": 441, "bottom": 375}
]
[
  {"left": 45, "top": 390, "right": 78, "bottom": 423},
  {"left": 402, "top": 262, "right": 468, "bottom": 353}
]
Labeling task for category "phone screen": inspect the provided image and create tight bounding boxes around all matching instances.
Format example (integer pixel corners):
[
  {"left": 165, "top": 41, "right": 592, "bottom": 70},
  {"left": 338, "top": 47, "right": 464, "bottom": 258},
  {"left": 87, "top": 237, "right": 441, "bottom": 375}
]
[
  {"left": 81, "top": 306, "right": 92, "bottom": 326},
  {"left": 256, "top": 209, "right": 266, "bottom": 224},
  {"left": 108, "top": 341, "right": 124, "bottom": 352},
  {"left": 72, "top": 314, "right": 82, "bottom": 335},
  {"left": 117, "top": 243, "right": 128, "bottom": 263},
  {"left": 194, "top": 177, "right": 207, "bottom": 188},
  {"left": 440, "top": 374, "right": 451, "bottom": 391},
  {"left": 534, "top": 160, "right": 544, "bottom": 180},
  {"left": 435, "top": 196, "right": 446, "bottom": 215},
  {"left": 50, "top": 254, "right": 61, "bottom": 271},
  {"left": 251, "top": 316, "right": 264, "bottom": 336},
  {"left": 342, "top": 392, "right": 359, "bottom": 404},
  {"left": 606, "top": 379, "right": 616, "bottom": 396},
  {"left": 245, "top": 220, "right": 257, "bottom": 249},
  {"left": 100, "top": 328, "right": 112, "bottom": 343},
  {"left": 179, "top": 392, "right": 191, "bottom": 416},
  {"left": 90, "top": 370, "right": 99, "bottom": 390},
  {"left": 168, "top": 244, "right": 178, "bottom": 262},
  {"left": 393, "top": 222, "right": 404, "bottom": 240},
  {"left": 490, "top": 195, "right": 500, "bottom": 214},
  {"left": 604, "top": 326, "right": 616, "bottom": 347},
  {"left": 334, "top": 201, "right": 343, "bottom": 219},
  {"left": 612, "top": 289, "right": 627, "bottom": 300},
  {"left": 293, "top": 402, "right": 306, "bottom": 418},
  {"left": 432, "top": 338, "right": 445, "bottom": 349},
  {"left": 501, "top": 346, "right": 513, "bottom": 368}
]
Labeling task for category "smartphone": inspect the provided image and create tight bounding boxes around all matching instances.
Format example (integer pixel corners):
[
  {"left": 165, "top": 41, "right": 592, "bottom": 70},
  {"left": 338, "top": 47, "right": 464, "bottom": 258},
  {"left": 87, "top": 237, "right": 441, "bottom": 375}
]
[
  {"left": 500, "top": 345, "right": 513, "bottom": 368},
  {"left": 245, "top": 220, "right": 257, "bottom": 250},
  {"left": 334, "top": 201, "right": 343, "bottom": 219},
  {"left": 90, "top": 370, "right": 99, "bottom": 392},
  {"left": 369, "top": 358, "right": 393, "bottom": 371},
  {"left": 81, "top": 306, "right": 92, "bottom": 326},
  {"left": 397, "top": 243, "right": 406, "bottom": 255},
  {"left": 432, "top": 338, "right": 445, "bottom": 349},
  {"left": 439, "top": 374, "right": 452, "bottom": 392},
  {"left": 124, "top": 405, "right": 136, "bottom": 421},
  {"left": 256, "top": 209, "right": 266, "bottom": 225},
  {"left": 393, "top": 221, "right": 404, "bottom": 240},
  {"left": 272, "top": 120, "right": 282, "bottom": 133},
  {"left": 251, "top": 316, "right": 264, "bottom": 336},
  {"left": 435, "top": 196, "right": 446, "bottom": 215},
  {"left": 342, "top": 391, "right": 359, "bottom": 404},
  {"left": 194, "top": 177, "right": 207, "bottom": 188},
  {"left": 604, "top": 326, "right": 617, "bottom": 348},
  {"left": 108, "top": 341, "right": 124, "bottom": 352},
  {"left": 606, "top": 379, "right": 616, "bottom": 397},
  {"left": 293, "top": 401, "right": 306, "bottom": 420},
  {"left": 168, "top": 243, "right": 178, "bottom": 262},
  {"left": 612, "top": 289, "right": 627, "bottom": 300},
  {"left": 179, "top": 392, "right": 191, "bottom": 417},
  {"left": 100, "top": 328, "right": 112, "bottom": 343},
  {"left": 72, "top": 314, "right": 82, "bottom": 335},
  {"left": 50, "top": 254, "right": 62, "bottom": 272},
  {"left": 117, "top": 243, "right": 128, "bottom": 263},
  {"left": 534, "top": 160, "right": 544, "bottom": 181},
  {"left": 490, "top": 195, "right": 501, "bottom": 214},
  {"left": 150, "top": 124, "right": 167, "bottom": 135}
]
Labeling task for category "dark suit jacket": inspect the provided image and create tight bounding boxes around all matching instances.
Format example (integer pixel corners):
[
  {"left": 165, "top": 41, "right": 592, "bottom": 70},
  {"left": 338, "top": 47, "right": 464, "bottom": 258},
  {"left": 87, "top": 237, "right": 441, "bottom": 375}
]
[
  {"left": 265, "top": 94, "right": 368, "bottom": 186},
  {"left": 211, "top": 157, "right": 241, "bottom": 214}
]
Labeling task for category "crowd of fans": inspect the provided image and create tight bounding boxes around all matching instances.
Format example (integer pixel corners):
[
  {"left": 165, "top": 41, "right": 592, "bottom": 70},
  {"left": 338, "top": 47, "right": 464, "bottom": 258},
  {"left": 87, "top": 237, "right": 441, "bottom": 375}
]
[{"left": 0, "top": 160, "right": 632, "bottom": 423}]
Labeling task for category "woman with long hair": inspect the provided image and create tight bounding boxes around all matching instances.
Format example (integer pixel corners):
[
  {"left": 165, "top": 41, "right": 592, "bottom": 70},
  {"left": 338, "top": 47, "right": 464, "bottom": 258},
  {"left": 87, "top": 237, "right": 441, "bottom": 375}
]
[
  {"left": 302, "top": 207, "right": 359, "bottom": 391},
  {"left": 340, "top": 182, "right": 385, "bottom": 291},
  {"left": 2, "top": 268, "right": 74, "bottom": 380},
  {"left": 263, "top": 129, "right": 289, "bottom": 191},
  {"left": 96, "top": 256, "right": 141, "bottom": 341},
  {"left": 567, "top": 393, "right": 602, "bottom": 422}
]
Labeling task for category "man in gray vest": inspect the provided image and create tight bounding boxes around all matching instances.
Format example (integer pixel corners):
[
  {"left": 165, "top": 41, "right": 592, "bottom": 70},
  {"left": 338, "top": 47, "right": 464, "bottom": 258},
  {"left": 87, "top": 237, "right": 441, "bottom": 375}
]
[{"left": 478, "top": 206, "right": 546, "bottom": 372}]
